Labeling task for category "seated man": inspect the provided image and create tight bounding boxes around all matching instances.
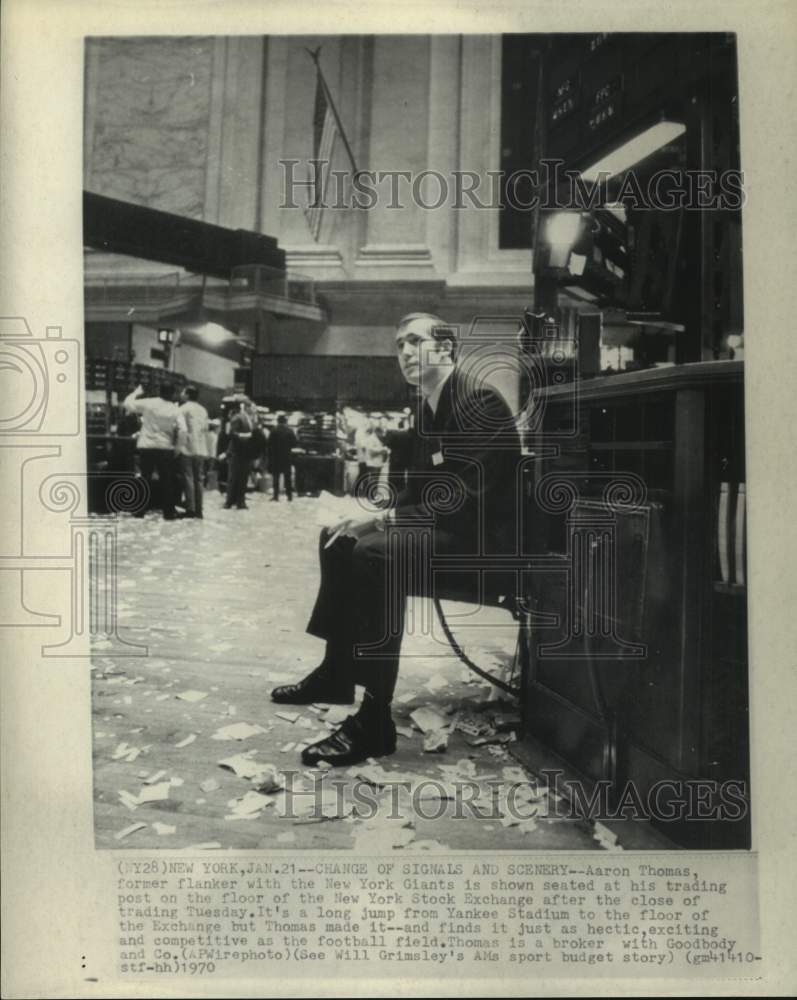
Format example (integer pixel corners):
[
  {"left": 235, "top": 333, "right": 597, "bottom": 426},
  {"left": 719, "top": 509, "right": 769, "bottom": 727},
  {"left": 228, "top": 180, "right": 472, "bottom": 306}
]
[{"left": 271, "top": 312, "right": 521, "bottom": 766}]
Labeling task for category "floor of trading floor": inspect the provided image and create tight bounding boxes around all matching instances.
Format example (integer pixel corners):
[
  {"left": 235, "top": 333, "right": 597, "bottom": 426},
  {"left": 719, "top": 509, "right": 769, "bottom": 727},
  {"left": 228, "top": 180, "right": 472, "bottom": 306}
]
[{"left": 93, "top": 488, "right": 665, "bottom": 852}]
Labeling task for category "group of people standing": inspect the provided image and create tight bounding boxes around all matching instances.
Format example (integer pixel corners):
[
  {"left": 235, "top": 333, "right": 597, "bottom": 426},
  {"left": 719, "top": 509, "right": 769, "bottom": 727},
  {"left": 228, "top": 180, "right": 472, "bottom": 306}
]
[
  {"left": 122, "top": 386, "right": 298, "bottom": 518},
  {"left": 217, "top": 403, "right": 297, "bottom": 508},
  {"left": 123, "top": 382, "right": 211, "bottom": 519}
]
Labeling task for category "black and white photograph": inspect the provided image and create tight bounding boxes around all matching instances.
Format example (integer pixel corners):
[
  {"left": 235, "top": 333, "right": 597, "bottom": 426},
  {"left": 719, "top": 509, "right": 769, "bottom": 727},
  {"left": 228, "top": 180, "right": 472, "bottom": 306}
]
[
  {"left": 2, "top": 1, "right": 796, "bottom": 995},
  {"left": 81, "top": 31, "right": 749, "bottom": 852}
]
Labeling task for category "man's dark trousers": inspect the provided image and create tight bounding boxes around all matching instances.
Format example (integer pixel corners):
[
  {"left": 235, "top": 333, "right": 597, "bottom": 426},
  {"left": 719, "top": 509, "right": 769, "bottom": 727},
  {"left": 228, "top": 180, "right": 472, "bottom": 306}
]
[
  {"left": 272, "top": 464, "right": 293, "bottom": 501},
  {"left": 138, "top": 448, "right": 176, "bottom": 518},
  {"left": 226, "top": 453, "right": 249, "bottom": 508},
  {"left": 306, "top": 521, "right": 462, "bottom": 698}
]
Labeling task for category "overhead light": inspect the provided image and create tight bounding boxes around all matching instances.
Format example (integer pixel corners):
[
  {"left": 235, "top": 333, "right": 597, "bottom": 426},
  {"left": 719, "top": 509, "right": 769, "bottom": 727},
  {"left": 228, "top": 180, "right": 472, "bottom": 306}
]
[
  {"left": 580, "top": 121, "right": 687, "bottom": 182},
  {"left": 191, "top": 322, "right": 234, "bottom": 346},
  {"left": 546, "top": 211, "right": 583, "bottom": 249}
]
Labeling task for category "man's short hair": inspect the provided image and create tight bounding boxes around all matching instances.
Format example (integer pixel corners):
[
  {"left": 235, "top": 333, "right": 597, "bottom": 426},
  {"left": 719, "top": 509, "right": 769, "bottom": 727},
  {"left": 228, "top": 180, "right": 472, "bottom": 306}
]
[
  {"left": 396, "top": 312, "right": 458, "bottom": 359},
  {"left": 277, "top": 414, "right": 288, "bottom": 425},
  {"left": 159, "top": 382, "right": 176, "bottom": 401},
  {"left": 184, "top": 384, "right": 199, "bottom": 401}
]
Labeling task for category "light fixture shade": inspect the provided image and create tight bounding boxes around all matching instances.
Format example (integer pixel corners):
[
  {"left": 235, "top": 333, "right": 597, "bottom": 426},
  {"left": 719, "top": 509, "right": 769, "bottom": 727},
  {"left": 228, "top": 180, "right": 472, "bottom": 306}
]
[
  {"left": 580, "top": 121, "right": 687, "bottom": 182},
  {"left": 546, "top": 211, "right": 583, "bottom": 248},
  {"left": 193, "top": 322, "right": 233, "bottom": 346}
]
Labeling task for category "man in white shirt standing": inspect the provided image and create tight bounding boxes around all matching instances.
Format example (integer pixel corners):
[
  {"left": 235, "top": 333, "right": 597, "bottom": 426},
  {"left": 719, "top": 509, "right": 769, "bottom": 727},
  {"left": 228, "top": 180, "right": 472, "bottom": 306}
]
[
  {"left": 176, "top": 384, "right": 210, "bottom": 519},
  {"left": 123, "top": 381, "right": 180, "bottom": 519}
]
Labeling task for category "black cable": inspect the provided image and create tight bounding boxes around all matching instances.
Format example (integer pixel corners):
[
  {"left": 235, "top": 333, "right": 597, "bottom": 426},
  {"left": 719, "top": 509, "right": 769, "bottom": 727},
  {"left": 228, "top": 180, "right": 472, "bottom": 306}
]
[{"left": 432, "top": 597, "right": 520, "bottom": 697}]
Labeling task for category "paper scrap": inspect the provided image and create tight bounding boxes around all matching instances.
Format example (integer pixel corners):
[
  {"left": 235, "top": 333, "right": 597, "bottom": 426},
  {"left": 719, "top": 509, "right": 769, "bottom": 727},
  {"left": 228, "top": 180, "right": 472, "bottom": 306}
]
[
  {"left": 251, "top": 765, "right": 284, "bottom": 794},
  {"left": 218, "top": 754, "right": 272, "bottom": 780},
  {"left": 152, "top": 822, "right": 176, "bottom": 836},
  {"left": 176, "top": 690, "right": 208, "bottom": 703},
  {"left": 423, "top": 730, "right": 449, "bottom": 753},
  {"left": 424, "top": 675, "right": 448, "bottom": 692},
  {"left": 115, "top": 822, "right": 147, "bottom": 841},
  {"left": 409, "top": 706, "right": 449, "bottom": 733},
  {"left": 324, "top": 705, "right": 350, "bottom": 726},
  {"left": 174, "top": 733, "right": 197, "bottom": 748},
  {"left": 211, "top": 722, "right": 267, "bottom": 741},
  {"left": 118, "top": 790, "right": 139, "bottom": 811},
  {"left": 225, "top": 791, "right": 275, "bottom": 820},
  {"left": 136, "top": 781, "right": 171, "bottom": 804},
  {"left": 143, "top": 769, "right": 168, "bottom": 785}
]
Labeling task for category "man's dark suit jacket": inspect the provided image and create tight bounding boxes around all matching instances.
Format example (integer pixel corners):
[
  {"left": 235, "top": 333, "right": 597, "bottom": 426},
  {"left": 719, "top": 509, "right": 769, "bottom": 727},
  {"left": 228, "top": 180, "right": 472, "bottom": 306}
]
[
  {"left": 394, "top": 367, "right": 521, "bottom": 555},
  {"left": 268, "top": 424, "right": 298, "bottom": 470}
]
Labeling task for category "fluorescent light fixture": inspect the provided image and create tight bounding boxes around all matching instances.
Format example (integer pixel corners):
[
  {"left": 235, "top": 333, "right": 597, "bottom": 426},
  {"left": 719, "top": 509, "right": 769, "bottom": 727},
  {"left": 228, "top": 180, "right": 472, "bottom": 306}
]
[{"left": 580, "top": 121, "right": 686, "bottom": 182}]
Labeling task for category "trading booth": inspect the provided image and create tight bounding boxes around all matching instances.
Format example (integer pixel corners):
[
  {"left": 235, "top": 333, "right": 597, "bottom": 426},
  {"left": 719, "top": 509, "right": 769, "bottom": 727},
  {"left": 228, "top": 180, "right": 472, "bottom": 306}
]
[{"left": 513, "top": 33, "right": 747, "bottom": 848}]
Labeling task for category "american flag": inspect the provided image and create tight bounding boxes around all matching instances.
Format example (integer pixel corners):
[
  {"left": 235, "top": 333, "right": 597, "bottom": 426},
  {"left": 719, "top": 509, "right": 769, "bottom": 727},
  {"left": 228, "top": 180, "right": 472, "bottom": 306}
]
[{"left": 304, "top": 48, "right": 359, "bottom": 241}]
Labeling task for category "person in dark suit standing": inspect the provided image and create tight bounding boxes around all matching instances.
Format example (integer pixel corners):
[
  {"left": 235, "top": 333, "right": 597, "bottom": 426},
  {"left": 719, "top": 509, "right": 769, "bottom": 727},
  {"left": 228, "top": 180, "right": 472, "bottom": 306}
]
[
  {"left": 268, "top": 414, "right": 298, "bottom": 502},
  {"left": 221, "top": 402, "right": 253, "bottom": 510},
  {"left": 271, "top": 313, "right": 521, "bottom": 766}
]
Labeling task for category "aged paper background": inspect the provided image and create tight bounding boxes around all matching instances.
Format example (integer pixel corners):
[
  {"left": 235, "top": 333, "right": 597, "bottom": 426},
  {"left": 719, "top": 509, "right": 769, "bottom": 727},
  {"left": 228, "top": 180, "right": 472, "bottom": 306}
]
[{"left": 1, "top": 0, "right": 795, "bottom": 996}]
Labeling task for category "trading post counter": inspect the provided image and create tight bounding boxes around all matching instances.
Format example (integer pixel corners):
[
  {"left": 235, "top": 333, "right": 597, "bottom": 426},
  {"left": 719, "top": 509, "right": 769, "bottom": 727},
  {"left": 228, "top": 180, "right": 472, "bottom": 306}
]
[{"left": 522, "top": 361, "right": 748, "bottom": 848}]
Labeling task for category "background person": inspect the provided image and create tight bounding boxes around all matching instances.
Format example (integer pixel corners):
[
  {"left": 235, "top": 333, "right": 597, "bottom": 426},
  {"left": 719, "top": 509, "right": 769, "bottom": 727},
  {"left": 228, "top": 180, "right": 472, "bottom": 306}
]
[
  {"left": 268, "top": 414, "right": 298, "bottom": 501},
  {"left": 123, "top": 381, "right": 180, "bottom": 519},
  {"left": 176, "top": 384, "right": 209, "bottom": 519},
  {"left": 220, "top": 402, "right": 253, "bottom": 510}
]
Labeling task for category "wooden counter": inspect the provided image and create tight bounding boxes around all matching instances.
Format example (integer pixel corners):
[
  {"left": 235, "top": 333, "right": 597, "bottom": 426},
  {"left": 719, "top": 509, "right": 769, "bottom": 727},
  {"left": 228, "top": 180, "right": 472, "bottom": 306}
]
[{"left": 522, "top": 361, "right": 748, "bottom": 847}]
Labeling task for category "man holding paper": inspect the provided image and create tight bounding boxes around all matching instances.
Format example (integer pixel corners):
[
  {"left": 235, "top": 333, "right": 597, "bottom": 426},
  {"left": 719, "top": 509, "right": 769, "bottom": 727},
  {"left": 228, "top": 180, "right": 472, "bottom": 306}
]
[{"left": 271, "top": 313, "right": 521, "bottom": 766}]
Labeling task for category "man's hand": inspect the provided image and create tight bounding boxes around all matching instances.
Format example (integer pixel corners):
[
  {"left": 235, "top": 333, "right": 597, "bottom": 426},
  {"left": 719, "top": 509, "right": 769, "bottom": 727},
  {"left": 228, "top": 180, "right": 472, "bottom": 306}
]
[{"left": 324, "top": 511, "right": 386, "bottom": 549}]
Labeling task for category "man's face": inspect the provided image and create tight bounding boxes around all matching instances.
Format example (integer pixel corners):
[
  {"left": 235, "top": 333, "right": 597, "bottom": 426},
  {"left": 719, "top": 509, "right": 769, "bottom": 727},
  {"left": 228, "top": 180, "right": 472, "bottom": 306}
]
[{"left": 395, "top": 318, "right": 452, "bottom": 386}]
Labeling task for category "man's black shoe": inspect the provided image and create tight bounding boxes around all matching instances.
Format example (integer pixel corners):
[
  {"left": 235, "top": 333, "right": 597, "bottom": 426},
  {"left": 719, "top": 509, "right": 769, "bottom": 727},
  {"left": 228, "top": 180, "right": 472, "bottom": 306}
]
[
  {"left": 301, "top": 714, "right": 396, "bottom": 767},
  {"left": 271, "top": 664, "right": 354, "bottom": 705}
]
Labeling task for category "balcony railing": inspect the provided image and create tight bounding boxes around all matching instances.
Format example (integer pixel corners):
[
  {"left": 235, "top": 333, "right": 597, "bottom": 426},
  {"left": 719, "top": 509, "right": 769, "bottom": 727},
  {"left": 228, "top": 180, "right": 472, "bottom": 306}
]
[
  {"left": 84, "top": 264, "right": 319, "bottom": 317},
  {"left": 230, "top": 264, "right": 316, "bottom": 306},
  {"left": 84, "top": 271, "right": 191, "bottom": 305}
]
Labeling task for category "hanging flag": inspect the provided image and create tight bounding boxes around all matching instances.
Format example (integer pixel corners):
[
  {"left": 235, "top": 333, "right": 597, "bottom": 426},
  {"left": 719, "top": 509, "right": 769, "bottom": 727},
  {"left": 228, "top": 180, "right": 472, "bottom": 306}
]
[{"left": 304, "top": 47, "right": 359, "bottom": 241}]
